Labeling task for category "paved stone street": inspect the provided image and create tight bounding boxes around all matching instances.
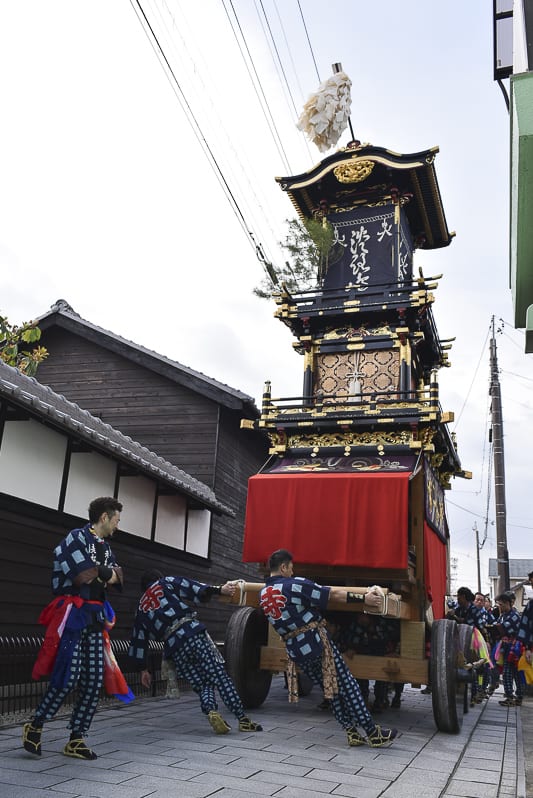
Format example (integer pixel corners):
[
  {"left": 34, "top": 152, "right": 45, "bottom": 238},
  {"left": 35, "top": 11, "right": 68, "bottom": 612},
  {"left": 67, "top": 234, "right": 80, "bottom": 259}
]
[{"left": 0, "top": 677, "right": 527, "bottom": 798}]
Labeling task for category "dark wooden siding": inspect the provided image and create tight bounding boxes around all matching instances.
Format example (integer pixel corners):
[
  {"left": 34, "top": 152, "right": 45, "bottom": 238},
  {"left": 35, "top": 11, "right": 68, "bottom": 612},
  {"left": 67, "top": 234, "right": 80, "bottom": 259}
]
[
  {"left": 212, "top": 406, "right": 268, "bottom": 569},
  {"left": 0, "top": 497, "right": 256, "bottom": 643},
  {"left": 37, "top": 329, "right": 219, "bottom": 487},
  {"left": 33, "top": 324, "right": 271, "bottom": 637}
]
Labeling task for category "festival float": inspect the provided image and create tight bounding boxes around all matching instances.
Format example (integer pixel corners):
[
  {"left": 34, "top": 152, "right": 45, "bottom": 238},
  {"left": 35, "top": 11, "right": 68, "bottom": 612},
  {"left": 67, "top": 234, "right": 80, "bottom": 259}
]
[{"left": 224, "top": 69, "right": 473, "bottom": 733}]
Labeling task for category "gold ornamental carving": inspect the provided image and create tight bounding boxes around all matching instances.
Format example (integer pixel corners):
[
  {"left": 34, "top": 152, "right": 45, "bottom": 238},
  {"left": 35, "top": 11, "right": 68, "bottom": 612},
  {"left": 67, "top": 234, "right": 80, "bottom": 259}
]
[
  {"left": 430, "top": 453, "right": 445, "bottom": 468},
  {"left": 288, "top": 430, "right": 413, "bottom": 449},
  {"left": 320, "top": 323, "right": 392, "bottom": 341},
  {"left": 419, "top": 428, "right": 436, "bottom": 447},
  {"left": 334, "top": 160, "right": 375, "bottom": 184},
  {"left": 439, "top": 472, "right": 452, "bottom": 489}
]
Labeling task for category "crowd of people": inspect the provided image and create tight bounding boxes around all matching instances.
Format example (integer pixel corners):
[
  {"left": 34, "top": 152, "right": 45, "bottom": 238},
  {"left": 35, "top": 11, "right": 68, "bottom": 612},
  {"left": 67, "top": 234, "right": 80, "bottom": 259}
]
[
  {"left": 21, "top": 497, "right": 532, "bottom": 761},
  {"left": 445, "top": 580, "right": 533, "bottom": 708}
]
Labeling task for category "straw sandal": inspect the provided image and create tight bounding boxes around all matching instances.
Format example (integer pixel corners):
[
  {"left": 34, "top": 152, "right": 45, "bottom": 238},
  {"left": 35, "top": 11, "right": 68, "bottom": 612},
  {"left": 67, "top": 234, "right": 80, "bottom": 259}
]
[
  {"left": 22, "top": 723, "right": 42, "bottom": 756},
  {"left": 367, "top": 725, "right": 398, "bottom": 747},
  {"left": 63, "top": 738, "right": 97, "bottom": 760},
  {"left": 346, "top": 727, "right": 365, "bottom": 746},
  {"left": 207, "top": 711, "right": 231, "bottom": 734},
  {"left": 238, "top": 716, "right": 262, "bottom": 732}
]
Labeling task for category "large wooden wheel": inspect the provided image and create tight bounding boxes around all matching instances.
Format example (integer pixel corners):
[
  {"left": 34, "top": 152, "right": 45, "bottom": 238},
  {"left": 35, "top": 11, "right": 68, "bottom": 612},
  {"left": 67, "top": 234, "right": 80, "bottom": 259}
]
[
  {"left": 430, "top": 619, "right": 467, "bottom": 733},
  {"left": 225, "top": 606, "right": 272, "bottom": 709}
]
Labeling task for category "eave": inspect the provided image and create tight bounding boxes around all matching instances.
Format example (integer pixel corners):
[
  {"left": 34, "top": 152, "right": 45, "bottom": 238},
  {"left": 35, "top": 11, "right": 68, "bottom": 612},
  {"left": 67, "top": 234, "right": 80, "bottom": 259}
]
[{"left": 276, "top": 143, "right": 453, "bottom": 250}]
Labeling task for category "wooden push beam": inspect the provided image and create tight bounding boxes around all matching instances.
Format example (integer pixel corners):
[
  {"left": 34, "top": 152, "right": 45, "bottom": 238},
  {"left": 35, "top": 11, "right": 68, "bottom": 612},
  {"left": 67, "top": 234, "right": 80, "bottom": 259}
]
[{"left": 222, "top": 581, "right": 412, "bottom": 619}]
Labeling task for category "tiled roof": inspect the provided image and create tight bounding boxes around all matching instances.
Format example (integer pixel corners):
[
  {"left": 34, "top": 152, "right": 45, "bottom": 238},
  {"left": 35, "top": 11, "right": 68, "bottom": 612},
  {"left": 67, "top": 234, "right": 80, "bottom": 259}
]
[
  {"left": 38, "top": 300, "right": 258, "bottom": 413},
  {"left": 488, "top": 558, "right": 533, "bottom": 578},
  {"left": 0, "top": 360, "right": 233, "bottom": 516}
]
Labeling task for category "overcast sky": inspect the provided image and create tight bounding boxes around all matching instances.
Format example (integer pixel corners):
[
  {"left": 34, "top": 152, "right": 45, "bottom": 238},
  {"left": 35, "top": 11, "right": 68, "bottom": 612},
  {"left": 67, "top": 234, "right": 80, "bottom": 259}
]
[{"left": 1, "top": 1, "right": 531, "bottom": 593}]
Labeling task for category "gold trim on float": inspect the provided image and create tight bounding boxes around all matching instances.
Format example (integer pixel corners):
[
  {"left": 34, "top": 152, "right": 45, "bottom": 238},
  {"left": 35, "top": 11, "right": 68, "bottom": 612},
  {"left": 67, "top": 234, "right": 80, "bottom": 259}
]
[
  {"left": 440, "top": 411, "right": 454, "bottom": 424},
  {"left": 334, "top": 161, "right": 375, "bottom": 183},
  {"left": 284, "top": 155, "right": 425, "bottom": 191},
  {"left": 287, "top": 430, "right": 414, "bottom": 448}
]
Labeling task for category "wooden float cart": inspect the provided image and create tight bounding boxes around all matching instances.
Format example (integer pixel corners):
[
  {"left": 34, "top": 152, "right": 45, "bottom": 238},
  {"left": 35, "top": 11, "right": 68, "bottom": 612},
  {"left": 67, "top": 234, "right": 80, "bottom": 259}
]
[{"left": 224, "top": 142, "right": 474, "bottom": 733}]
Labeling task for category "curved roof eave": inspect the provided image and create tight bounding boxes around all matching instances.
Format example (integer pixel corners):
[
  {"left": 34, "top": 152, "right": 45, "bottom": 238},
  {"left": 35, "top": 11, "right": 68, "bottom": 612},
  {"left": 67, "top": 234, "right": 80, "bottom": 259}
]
[
  {"left": 0, "top": 361, "right": 234, "bottom": 517},
  {"left": 276, "top": 144, "right": 453, "bottom": 250}
]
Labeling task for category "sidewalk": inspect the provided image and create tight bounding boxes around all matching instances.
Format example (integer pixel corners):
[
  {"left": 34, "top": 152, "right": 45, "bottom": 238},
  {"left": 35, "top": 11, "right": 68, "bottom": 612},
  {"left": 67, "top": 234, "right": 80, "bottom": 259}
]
[
  {"left": 521, "top": 693, "right": 533, "bottom": 798},
  {"left": 0, "top": 678, "right": 527, "bottom": 798}
]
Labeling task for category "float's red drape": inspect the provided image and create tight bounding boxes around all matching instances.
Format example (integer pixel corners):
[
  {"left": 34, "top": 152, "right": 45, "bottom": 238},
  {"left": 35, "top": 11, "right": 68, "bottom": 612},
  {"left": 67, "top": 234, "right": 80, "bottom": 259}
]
[
  {"left": 242, "top": 472, "right": 410, "bottom": 568},
  {"left": 423, "top": 521, "right": 447, "bottom": 619}
]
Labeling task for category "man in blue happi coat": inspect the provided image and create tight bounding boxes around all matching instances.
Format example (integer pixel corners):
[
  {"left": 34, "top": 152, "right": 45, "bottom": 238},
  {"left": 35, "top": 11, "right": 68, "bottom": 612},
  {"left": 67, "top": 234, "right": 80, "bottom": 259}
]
[
  {"left": 495, "top": 591, "right": 523, "bottom": 707},
  {"left": 260, "top": 549, "right": 397, "bottom": 748},
  {"left": 128, "top": 569, "right": 262, "bottom": 734},
  {"left": 446, "top": 586, "right": 487, "bottom": 630},
  {"left": 23, "top": 496, "right": 124, "bottom": 760},
  {"left": 518, "top": 572, "right": 533, "bottom": 667}
]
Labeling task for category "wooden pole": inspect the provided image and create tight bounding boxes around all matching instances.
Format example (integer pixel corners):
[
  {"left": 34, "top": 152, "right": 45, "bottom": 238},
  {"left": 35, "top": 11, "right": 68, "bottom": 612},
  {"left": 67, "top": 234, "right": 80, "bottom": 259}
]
[
  {"left": 489, "top": 316, "right": 510, "bottom": 592},
  {"left": 331, "top": 62, "right": 356, "bottom": 143}
]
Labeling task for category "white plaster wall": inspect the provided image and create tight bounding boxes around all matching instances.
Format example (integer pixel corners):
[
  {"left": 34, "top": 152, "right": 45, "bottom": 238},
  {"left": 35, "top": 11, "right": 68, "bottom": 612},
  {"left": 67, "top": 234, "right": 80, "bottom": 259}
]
[
  {"left": 118, "top": 475, "right": 156, "bottom": 539},
  {"left": 0, "top": 418, "right": 67, "bottom": 508},
  {"left": 155, "top": 493, "right": 186, "bottom": 548},
  {"left": 63, "top": 451, "right": 117, "bottom": 519},
  {"left": 186, "top": 509, "right": 211, "bottom": 558}
]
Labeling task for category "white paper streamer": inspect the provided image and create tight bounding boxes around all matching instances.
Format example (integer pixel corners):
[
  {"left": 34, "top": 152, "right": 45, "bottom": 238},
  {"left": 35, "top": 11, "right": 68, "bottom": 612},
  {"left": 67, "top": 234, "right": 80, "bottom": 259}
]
[{"left": 297, "top": 71, "right": 352, "bottom": 153}]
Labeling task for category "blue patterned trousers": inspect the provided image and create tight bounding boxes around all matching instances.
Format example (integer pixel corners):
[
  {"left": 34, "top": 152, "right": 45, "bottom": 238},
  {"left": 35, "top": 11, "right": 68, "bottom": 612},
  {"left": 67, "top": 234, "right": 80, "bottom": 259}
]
[
  {"left": 502, "top": 660, "right": 524, "bottom": 699},
  {"left": 34, "top": 629, "right": 104, "bottom": 735},
  {"left": 172, "top": 633, "right": 245, "bottom": 719},
  {"left": 501, "top": 641, "right": 524, "bottom": 700},
  {"left": 298, "top": 643, "right": 375, "bottom": 733}
]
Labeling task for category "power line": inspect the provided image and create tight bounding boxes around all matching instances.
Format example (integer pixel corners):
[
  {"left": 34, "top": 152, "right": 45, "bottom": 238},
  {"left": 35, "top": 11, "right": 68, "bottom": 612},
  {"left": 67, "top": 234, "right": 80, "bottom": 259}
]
[
  {"left": 446, "top": 498, "right": 486, "bottom": 519},
  {"left": 297, "top": 0, "right": 320, "bottom": 82},
  {"left": 502, "top": 329, "right": 526, "bottom": 352},
  {"left": 148, "top": 0, "right": 284, "bottom": 269},
  {"left": 256, "top": 0, "right": 299, "bottom": 119},
  {"left": 254, "top": 0, "right": 314, "bottom": 162},
  {"left": 272, "top": 0, "right": 307, "bottom": 104},
  {"left": 452, "top": 323, "right": 491, "bottom": 432},
  {"left": 481, "top": 430, "right": 493, "bottom": 548},
  {"left": 500, "top": 369, "right": 533, "bottom": 384},
  {"left": 221, "top": 0, "right": 292, "bottom": 174},
  {"left": 128, "top": 0, "right": 278, "bottom": 284}
]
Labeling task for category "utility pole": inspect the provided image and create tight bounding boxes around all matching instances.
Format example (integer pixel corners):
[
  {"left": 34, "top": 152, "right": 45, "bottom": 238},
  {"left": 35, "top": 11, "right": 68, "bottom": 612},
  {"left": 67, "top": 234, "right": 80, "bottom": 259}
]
[
  {"left": 474, "top": 522, "right": 481, "bottom": 593},
  {"left": 489, "top": 316, "right": 510, "bottom": 592}
]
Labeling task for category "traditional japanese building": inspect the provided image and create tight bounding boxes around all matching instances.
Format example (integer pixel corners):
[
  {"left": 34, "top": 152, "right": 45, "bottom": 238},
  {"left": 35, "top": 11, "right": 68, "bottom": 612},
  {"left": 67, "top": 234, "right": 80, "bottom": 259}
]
[
  {"left": 242, "top": 142, "right": 470, "bottom": 613},
  {"left": 29, "top": 301, "right": 269, "bottom": 638},
  {"left": 0, "top": 360, "right": 232, "bottom": 639}
]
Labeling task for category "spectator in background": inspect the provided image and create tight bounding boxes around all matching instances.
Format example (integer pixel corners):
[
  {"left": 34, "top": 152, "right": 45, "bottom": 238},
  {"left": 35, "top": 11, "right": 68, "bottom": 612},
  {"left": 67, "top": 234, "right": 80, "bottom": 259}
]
[
  {"left": 518, "top": 572, "right": 533, "bottom": 665},
  {"left": 447, "top": 587, "right": 487, "bottom": 706},
  {"left": 495, "top": 591, "right": 523, "bottom": 707}
]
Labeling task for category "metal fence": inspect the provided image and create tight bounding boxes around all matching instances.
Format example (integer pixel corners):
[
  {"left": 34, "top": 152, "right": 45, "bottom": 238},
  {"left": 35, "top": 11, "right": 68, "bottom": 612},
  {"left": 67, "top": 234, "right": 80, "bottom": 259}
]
[{"left": 0, "top": 634, "right": 188, "bottom": 724}]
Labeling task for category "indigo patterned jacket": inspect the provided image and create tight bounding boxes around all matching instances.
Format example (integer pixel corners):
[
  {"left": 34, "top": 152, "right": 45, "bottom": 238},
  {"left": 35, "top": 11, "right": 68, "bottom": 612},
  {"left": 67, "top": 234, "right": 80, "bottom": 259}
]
[
  {"left": 128, "top": 576, "right": 212, "bottom": 667},
  {"left": 518, "top": 600, "right": 533, "bottom": 649},
  {"left": 259, "top": 575, "right": 330, "bottom": 664},
  {"left": 455, "top": 602, "right": 487, "bottom": 630},
  {"left": 498, "top": 607, "right": 522, "bottom": 639},
  {"left": 51, "top": 524, "right": 121, "bottom": 601}
]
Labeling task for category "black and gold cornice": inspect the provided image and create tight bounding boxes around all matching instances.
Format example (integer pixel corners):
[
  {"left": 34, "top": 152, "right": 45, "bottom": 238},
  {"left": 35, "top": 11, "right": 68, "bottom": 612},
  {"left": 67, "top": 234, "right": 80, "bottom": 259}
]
[{"left": 275, "top": 144, "right": 453, "bottom": 251}]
